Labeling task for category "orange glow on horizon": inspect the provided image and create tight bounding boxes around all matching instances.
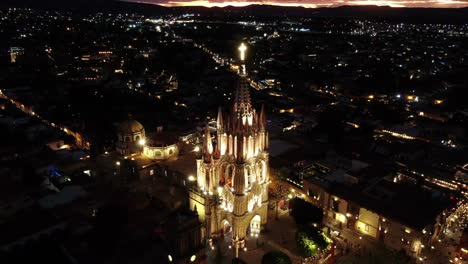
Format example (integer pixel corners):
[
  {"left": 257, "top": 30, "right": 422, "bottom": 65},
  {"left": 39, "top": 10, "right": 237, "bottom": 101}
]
[{"left": 128, "top": 0, "right": 468, "bottom": 8}]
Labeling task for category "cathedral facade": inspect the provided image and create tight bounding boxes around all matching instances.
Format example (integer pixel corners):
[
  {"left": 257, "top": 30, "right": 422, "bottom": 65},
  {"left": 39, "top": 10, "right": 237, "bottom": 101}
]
[{"left": 189, "top": 44, "right": 270, "bottom": 253}]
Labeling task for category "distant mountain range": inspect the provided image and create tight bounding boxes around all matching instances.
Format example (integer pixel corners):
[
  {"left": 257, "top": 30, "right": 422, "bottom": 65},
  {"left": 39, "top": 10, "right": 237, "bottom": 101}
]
[{"left": 1, "top": 0, "right": 467, "bottom": 23}]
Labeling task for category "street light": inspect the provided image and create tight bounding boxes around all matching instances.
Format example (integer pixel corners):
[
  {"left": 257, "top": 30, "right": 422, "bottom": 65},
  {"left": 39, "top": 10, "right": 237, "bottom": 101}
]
[
  {"left": 188, "top": 175, "right": 196, "bottom": 182},
  {"left": 138, "top": 138, "right": 146, "bottom": 146}
]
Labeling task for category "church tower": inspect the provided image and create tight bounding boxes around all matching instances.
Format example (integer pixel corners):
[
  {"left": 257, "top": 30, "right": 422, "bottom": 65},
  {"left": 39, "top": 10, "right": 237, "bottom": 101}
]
[{"left": 190, "top": 43, "right": 269, "bottom": 257}]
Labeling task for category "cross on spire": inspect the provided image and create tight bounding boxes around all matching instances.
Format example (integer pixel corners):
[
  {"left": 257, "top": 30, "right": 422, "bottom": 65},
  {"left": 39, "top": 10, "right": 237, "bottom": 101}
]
[{"left": 238, "top": 43, "right": 247, "bottom": 61}]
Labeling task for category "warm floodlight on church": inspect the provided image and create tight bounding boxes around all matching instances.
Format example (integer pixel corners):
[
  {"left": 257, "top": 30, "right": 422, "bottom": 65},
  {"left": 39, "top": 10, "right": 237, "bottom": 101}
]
[{"left": 138, "top": 138, "right": 146, "bottom": 146}]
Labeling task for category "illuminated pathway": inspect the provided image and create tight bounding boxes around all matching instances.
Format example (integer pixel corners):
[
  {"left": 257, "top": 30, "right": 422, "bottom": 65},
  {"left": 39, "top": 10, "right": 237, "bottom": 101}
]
[{"left": 0, "top": 89, "right": 90, "bottom": 150}]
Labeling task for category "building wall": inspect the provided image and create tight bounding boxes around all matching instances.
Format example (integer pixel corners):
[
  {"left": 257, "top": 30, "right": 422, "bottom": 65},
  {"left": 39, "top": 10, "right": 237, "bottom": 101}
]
[
  {"left": 143, "top": 144, "right": 179, "bottom": 160},
  {"left": 356, "top": 208, "right": 379, "bottom": 238},
  {"left": 116, "top": 130, "right": 145, "bottom": 156},
  {"left": 302, "top": 179, "right": 435, "bottom": 257},
  {"left": 189, "top": 190, "right": 207, "bottom": 241}
]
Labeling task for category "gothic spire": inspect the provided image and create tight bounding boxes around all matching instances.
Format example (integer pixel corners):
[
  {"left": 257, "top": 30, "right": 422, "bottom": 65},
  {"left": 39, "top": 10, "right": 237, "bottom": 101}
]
[
  {"left": 203, "top": 125, "right": 213, "bottom": 163},
  {"left": 212, "top": 142, "right": 220, "bottom": 160},
  {"left": 233, "top": 78, "right": 252, "bottom": 121},
  {"left": 233, "top": 43, "right": 253, "bottom": 122},
  {"left": 259, "top": 104, "right": 266, "bottom": 131},
  {"left": 217, "top": 107, "right": 224, "bottom": 134}
]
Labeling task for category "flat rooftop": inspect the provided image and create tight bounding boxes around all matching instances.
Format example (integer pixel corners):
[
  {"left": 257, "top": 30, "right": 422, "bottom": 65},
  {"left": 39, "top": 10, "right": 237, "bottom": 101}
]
[
  {"left": 322, "top": 178, "right": 454, "bottom": 230},
  {"left": 159, "top": 143, "right": 198, "bottom": 178}
]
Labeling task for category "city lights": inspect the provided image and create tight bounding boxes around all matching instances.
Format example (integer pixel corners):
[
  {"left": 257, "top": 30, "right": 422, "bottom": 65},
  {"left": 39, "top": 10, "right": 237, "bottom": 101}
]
[{"left": 1, "top": 6, "right": 466, "bottom": 264}]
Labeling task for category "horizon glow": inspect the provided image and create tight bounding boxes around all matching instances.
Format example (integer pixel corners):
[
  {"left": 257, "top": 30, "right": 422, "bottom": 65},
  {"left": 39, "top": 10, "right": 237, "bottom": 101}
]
[{"left": 126, "top": 0, "right": 468, "bottom": 8}]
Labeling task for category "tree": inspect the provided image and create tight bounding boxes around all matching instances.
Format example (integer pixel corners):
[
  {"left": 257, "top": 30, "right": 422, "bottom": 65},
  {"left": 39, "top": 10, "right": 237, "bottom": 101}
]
[
  {"left": 289, "top": 198, "right": 323, "bottom": 226},
  {"left": 261, "top": 251, "right": 292, "bottom": 264},
  {"left": 295, "top": 226, "right": 331, "bottom": 257}
]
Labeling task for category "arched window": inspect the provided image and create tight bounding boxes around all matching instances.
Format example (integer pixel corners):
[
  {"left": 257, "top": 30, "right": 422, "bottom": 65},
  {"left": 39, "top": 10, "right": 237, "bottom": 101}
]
[
  {"left": 256, "top": 160, "right": 266, "bottom": 182},
  {"left": 246, "top": 166, "right": 253, "bottom": 188},
  {"left": 219, "top": 163, "right": 228, "bottom": 186},
  {"left": 227, "top": 165, "right": 235, "bottom": 187}
]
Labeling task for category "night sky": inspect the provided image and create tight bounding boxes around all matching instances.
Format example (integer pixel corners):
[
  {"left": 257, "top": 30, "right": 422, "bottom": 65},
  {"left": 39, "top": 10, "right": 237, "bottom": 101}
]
[{"left": 127, "top": 0, "right": 468, "bottom": 8}]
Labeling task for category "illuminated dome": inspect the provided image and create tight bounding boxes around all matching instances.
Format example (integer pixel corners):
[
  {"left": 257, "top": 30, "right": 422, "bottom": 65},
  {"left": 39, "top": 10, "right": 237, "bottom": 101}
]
[
  {"left": 118, "top": 118, "right": 144, "bottom": 135},
  {"left": 116, "top": 116, "right": 146, "bottom": 156}
]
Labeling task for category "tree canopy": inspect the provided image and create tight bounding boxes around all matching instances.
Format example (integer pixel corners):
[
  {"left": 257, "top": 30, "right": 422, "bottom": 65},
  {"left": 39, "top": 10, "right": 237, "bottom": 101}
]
[
  {"left": 295, "top": 226, "right": 331, "bottom": 257},
  {"left": 289, "top": 197, "right": 323, "bottom": 226}
]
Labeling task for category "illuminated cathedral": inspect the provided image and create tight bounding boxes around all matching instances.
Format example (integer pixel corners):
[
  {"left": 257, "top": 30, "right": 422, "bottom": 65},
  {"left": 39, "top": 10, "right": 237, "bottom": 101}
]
[{"left": 189, "top": 44, "right": 270, "bottom": 256}]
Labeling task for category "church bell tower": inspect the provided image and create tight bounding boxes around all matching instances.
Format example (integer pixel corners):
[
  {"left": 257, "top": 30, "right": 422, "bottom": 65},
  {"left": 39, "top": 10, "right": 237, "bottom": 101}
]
[{"left": 190, "top": 43, "right": 270, "bottom": 257}]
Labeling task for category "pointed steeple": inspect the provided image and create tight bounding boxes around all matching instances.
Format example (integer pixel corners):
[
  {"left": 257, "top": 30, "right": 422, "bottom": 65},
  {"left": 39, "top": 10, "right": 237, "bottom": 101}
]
[
  {"left": 217, "top": 107, "right": 224, "bottom": 134},
  {"left": 203, "top": 125, "right": 213, "bottom": 163},
  {"left": 212, "top": 141, "right": 220, "bottom": 160},
  {"left": 259, "top": 104, "right": 266, "bottom": 131},
  {"left": 233, "top": 43, "right": 253, "bottom": 123},
  {"left": 234, "top": 78, "right": 251, "bottom": 114}
]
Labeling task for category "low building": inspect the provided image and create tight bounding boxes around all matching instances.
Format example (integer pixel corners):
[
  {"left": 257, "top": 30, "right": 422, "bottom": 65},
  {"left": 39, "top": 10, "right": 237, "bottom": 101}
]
[
  {"left": 160, "top": 210, "right": 205, "bottom": 264},
  {"left": 143, "top": 129, "right": 179, "bottom": 160},
  {"left": 302, "top": 164, "right": 454, "bottom": 258}
]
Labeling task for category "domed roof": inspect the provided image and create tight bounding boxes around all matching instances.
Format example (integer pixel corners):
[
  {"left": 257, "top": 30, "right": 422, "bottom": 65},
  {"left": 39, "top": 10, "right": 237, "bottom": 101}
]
[{"left": 118, "top": 118, "right": 144, "bottom": 134}]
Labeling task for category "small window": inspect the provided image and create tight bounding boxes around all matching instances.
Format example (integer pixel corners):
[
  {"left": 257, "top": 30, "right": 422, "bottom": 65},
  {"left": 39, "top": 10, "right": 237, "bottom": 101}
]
[{"left": 150, "top": 169, "right": 154, "bottom": 176}]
